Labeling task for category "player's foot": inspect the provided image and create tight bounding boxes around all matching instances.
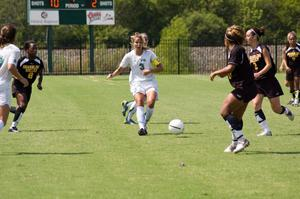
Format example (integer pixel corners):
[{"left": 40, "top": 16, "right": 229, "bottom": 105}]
[
  {"left": 291, "top": 100, "right": 299, "bottom": 107},
  {"left": 224, "top": 141, "right": 237, "bottom": 153},
  {"left": 257, "top": 130, "right": 272, "bottom": 136},
  {"left": 8, "top": 126, "right": 18, "bottom": 133},
  {"left": 121, "top": 100, "right": 129, "bottom": 117},
  {"left": 233, "top": 139, "right": 250, "bottom": 154},
  {"left": 124, "top": 119, "right": 137, "bottom": 125},
  {"left": 138, "top": 128, "right": 148, "bottom": 136},
  {"left": 285, "top": 108, "right": 294, "bottom": 121}
]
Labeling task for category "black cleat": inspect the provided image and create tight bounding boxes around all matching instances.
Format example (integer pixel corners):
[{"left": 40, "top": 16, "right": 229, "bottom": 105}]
[{"left": 138, "top": 128, "right": 148, "bottom": 136}]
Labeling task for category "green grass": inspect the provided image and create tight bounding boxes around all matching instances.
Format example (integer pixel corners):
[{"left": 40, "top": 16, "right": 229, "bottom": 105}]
[{"left": 0, "top": 74, "right": 299, "bottom": 199}]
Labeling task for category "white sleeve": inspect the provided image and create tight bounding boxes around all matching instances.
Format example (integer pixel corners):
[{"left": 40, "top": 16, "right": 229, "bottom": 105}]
[
  {"left": 8, "top": 48, "right": 20, "bottom": 66},
  {"left": 119, "top": 54, "right": 130, "bottom": 68},
  {"left": 149, "top": 50, "right": 157, "bottom": 61}
]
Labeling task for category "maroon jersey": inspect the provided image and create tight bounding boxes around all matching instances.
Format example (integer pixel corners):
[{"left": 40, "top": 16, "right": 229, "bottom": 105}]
[
  {"left": 14, "top": 56, "right": 44, "bottom": 87},
  {"left": 285, "top": 43, "right": 300, "bottom": 68},
  {"left": 228, "top": 45, "right": 254, "bottom": 89},
  {"left": 249, "top": 44, "right": 276, "bottom": 79}
]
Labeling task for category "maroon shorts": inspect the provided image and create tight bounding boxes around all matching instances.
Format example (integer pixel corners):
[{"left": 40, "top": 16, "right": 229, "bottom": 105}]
[
  {"left": 231, "top": 82, "right": 257, "bottom": 103},
  {"left": 255, "top": 77, "right": 283, "bottom": 98}
]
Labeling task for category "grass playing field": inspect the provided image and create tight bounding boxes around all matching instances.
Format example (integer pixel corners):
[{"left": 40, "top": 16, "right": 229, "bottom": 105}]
[{"left": 0, "top": 74, "right": 299, "bottom": 199}]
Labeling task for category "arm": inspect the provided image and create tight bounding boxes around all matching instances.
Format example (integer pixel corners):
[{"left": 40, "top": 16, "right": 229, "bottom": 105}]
[
  {"left": 37, "top": 68, "right": 43, "bottom": 90},
  {"left": 106, "top": 66, "right": 127, "bottom": 79},
  {"left": 143, "top": 60, "right": 163, "bottom": 76},
  {"left": 210, "top": 64, "right": 235, "bottom": 81},
  {"left": 282, "top": 48, "right": 291, "bottom": 72},
  {"left": 8, "top": 63, "right": 29, "bottom": 87},
  {"left": 254, "top": 47, "right": 272, "bottom": 79}
]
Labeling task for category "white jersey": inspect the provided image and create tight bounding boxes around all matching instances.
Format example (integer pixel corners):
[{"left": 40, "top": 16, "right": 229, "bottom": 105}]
[
  {"left": 0, "top": 44, "right": 20, "bottom": 86},
  {"left": 120, "top": 49, "right": 158, "bottom": 83}
]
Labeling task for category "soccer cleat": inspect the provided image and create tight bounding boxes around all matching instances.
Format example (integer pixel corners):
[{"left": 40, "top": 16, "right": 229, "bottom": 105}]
[
  {"left": 233, "top": 139, "right": 250, "bottom": 153},
  {"left": 124, "top": 119, "right": 137, "bottom": 125},
  {"left": 285, "top": 108, "right": 295, "bottom": 121},
  {"left": 121, "top": 100, "right": 129, "bottom": 117},
  {"left": 8, "top": 126, "right": 19, "bottom": 133},
  {"left": 257, "top": 130, "right": 272, "bottom": 137},
  {"left": 288, "top": 98, "right": 295, "bottom": 105},
  {"left": 224, "top": 141, "right": 237, "bottom": 153},
  {"left": 291, "top": 100, "right": 299, "bottom": 107},
  {"left": 138, "top": 128, "right": 148, "bottom": 136}
]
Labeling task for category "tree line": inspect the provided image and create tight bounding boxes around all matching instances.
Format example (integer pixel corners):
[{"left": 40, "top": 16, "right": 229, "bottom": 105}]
[{"left": 0, "top": 0, "right": 299, "bottom": 47}]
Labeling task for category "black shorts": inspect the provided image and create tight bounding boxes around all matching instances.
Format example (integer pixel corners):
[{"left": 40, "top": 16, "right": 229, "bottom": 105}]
[
  {"left": 12, "top": 83, "right": 32, "bottom": 102},
  {"left": 231, "top": 82, "right": 257, "bottom": 103},
  {"left": 292, "top": 66, "right": 300, "bottom": 77},
  {"left": 255, "top": 77, "right": 283, "bottom": 98},
  {"left": 286, "top": 70, "right": 294, "bottom": 81}
]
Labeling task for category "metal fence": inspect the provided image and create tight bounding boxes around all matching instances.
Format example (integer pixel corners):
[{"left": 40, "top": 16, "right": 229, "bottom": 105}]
[{"left": 27, "top": 39, "right": 286, "bottom": 75}]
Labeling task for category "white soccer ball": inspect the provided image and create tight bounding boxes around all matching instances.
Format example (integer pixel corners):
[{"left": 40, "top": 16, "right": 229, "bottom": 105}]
[{"left": 168, "top": 119, "right": 184, "bottom": 134}]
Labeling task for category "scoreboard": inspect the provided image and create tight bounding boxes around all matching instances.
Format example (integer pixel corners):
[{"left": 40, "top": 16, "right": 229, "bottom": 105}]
[{"left": 27, "top": 0, "right": 115, "bottom": 25}]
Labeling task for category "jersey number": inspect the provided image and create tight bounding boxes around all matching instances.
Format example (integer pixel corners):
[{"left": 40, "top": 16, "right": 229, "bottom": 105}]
[{"left": 28, "top": 72, "right": 33, "bottom": 79}]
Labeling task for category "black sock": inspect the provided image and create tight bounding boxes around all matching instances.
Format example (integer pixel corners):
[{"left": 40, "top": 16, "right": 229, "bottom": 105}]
[{"left": 13, "top": 107, "right": 25, "bottom": 122}]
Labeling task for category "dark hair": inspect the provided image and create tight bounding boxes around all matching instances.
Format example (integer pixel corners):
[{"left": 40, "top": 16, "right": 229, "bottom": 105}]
[
  {"left": 0, "top": 24, "right": 17, "bottom": 46},
  {"left": 24, "top": 40, "right": 36, "bottom": 50},
  {"left": 225, "top": 25, "right": 245, "bottom": 45},
  {"left": 249, "top": 27, "right": 265, "bottom": 37}
]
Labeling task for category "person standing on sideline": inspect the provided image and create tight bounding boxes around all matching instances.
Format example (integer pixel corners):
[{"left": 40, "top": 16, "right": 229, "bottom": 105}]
[
  {"left": 282, "top": 31, "right": 300, "bottom": 106},
  {"left": 8, "top": 40, "right": 44, "bottom": 132},
  {"left": 210, "top": 25, "right": 256, "bottom": 153},
  {"left": 107, "top": 32, "right": 163, "bottom": 136},
  {"left": 0, "top": 24, "right": 29, "bottom": 132},
  {"left": 246, "top": 28, "right": 294, "bottom": 137}
]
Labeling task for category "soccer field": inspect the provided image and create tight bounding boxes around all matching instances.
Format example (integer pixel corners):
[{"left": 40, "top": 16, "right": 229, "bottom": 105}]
[{"left": 0, "top": 74, "right": 299, "bottom": 199}]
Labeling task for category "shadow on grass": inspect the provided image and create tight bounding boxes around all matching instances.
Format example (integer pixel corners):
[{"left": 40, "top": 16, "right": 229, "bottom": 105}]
[
  {"left": 150, "top": 121, "right": 201, "bottom": 125},
  {"left": 244, "top": 151, "right": 300, "bottom": 155},
  {"left": 1, "top": 152, "right": 93, "bottom": 156},
  {"left": 20, "top": 128, "right": 88, "bottom": 133},
  {"left": 275, "top": 133, "right": 300, "bottom": 136},
  {"left": 149, "top": 132, "right": 203, "bottom": 137}
]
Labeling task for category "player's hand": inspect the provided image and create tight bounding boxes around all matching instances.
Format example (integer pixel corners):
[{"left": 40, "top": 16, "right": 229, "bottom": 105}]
[
  {"left": 254, "top": 72, "right": 261, "bottom": 80},
  {"left": 142, "top": 69, "right": 152, "bottom": 76},
  {"left": 106, "top": 73, "right": 113, "bottom": 79},
  {"left": 209, "top": 72, "right": 216, "bottom": 81},
  {"left": 20, "top": 78, "right": 29, "bottom": 87},
  {"left": 37, "top": 83, "right": 43, "bottom": 90},
  {"left": 286, "top": 67, "right": 292, "bottom": 73}
]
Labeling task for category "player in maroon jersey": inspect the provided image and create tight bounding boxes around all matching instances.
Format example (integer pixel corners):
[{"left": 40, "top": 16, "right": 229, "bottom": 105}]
[
  {"left": 9, "top": 40, "right": 44, "bottom": 132},
  {"left": 246, "top": 27, "right": 294, "bottom": 137},
  {"left": 210, "top": 25, "right": 256, "bottom": 153},
  {"left": 282, "top": 31, "right": 300, "bottom": 106}
]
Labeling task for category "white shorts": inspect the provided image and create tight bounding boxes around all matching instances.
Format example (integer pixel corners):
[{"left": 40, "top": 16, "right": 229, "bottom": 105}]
[
  {"left": 130, "top": 80, "right": 159, "bottom": 97},
  {"left": 0, "top": 84, "right": 11, "bottom": 106}
]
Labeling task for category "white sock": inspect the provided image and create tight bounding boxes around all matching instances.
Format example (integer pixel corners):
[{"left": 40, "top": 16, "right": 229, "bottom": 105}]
[
  {"left": 259, "top": 120, "right": 271, "bottom": 132},
  {"left": 145, "top": 107, "right": 154, "bottom": 124},
  {"left": 136, "top": 106, "right": 145, "bottom": 129},
  {"left": 232, "top": 130, "right": 245, "bottom": 141},
  {"left": 11, "top": 112, "right": 23, "bottom": 128},
  {"left": 0, "top": 120, "right": 4, "bottom": 132}
]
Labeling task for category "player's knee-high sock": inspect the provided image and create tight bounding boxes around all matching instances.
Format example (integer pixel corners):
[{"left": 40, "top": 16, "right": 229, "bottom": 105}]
[
  {"left": 11, "top": 107, "right": 25, "bottom": 128},
  {"left": 223, "top": 114, "right": 245, "bottom": 141},
  {"left": 136, "top": 106, "right": 145, "bottom": 129},
  {"left": 295, "top": 90, "right": 300, "bottom": 103},
  {"left": 126, "top": 101, "right": 136, "bottom": 121},
  {"left": 145, "top": 107, "right": 154, "bottom": 124},
  {"left": 0, "top": 120, "right": 4, "bottom": 132},
  {"left": 255, "top": 109, "right": 271, "bottom": 132}
]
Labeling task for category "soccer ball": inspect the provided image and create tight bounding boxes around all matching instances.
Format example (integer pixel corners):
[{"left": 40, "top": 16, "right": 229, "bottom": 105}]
[{"left": 168, "top": 119, "right": 184, "bottom": 134}]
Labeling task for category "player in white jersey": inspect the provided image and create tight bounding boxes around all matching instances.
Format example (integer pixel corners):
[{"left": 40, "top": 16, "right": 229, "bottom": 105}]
[
  {"left": 0, "top": 24, "right": 29, "bottom": 132},
  {"left": 107, "top": 32, "right": 163, "bottom": 136},
  {"left": 121, "top": 33, "right": 149, "bottom": 125}
]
